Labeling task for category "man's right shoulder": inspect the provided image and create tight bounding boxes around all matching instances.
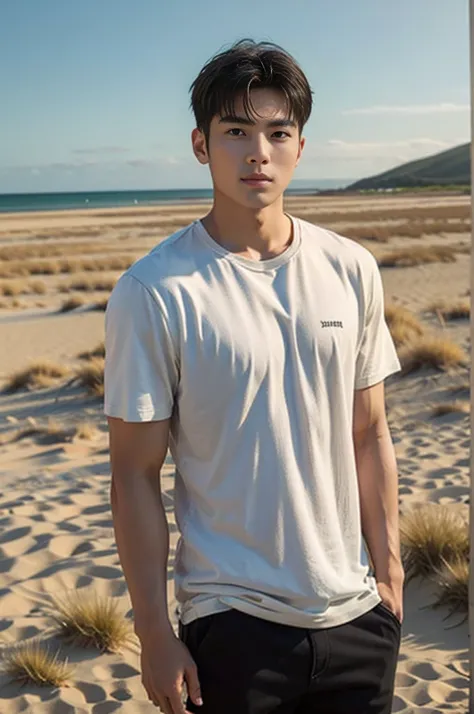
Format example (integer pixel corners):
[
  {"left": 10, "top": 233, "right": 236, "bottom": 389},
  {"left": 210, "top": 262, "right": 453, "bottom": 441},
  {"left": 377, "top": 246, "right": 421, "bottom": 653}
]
[{"left": 122, "top": 221, "right": 198, "bottom": 292}]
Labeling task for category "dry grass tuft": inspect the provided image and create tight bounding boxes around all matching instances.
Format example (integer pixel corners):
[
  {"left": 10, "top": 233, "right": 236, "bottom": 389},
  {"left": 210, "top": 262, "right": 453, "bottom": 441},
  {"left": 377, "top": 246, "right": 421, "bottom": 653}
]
[
  {"left": 431, "top": 558, "right": 468, "bottom": 622},
  {"left": 0, "top": 280, "right": 46, "bottom": 297},
  {"left": 12, "top": 418, "right": 72, "bottom": 444},
  {"left": 0, "top": 255, "right": 135, "bottom": 279},
  {"left": 51, "top": 591, "right": 134, "bottom": 653},
  {"left": 0, "top": 240, "right": 134, "bottom": 262},
  {"left": 10, "top": 298, "right": 25, "bottom": 309},
  {"left": 378, "top": 245, "right": 457, "bottom": 268},
  {"left": 3, "top": 361, "right": 70, "bottom": 393},
  {"left": 79, "top": 342, "right": 105, "bottom": 361},
  {"left": 343, "top": 225, "right": 391, "bottom": 243},
  {"left": 385, "top": 304, "right": 424, "bottom": 347},
  {"left": 428, "top": 299, "right": 470, "bottom": 321},
  {"left": 0, "top": 281, "right": 23, "bottom": 297},
  {"left": 299, "top": 203, "right": 470, "bottom": 225},
  {"left": 10, "top": 418, "right": 97, "bottom": 444},
  {"left": 398, "top": 336, "right": 467, "bottom": 374},
  {"left": 75, "top": 358, "right": 105, "bottom": 397},
  {"left": 91, "top": 298, "right": 109, "bottom": 311},
  {"left": 58, "top": 276, "right": 116, "bottom": 293},
  {"left": 432, "top": 401, "right": 470, "bottom": 418},
  {"left": 58, "top": 296, "right": 85, "bottom": 313},
  {"left": 341, "top": 220, "right": 471, "bottom": 242},
  {"left": 400, "top": 505, "right": 469, "bottom": 582},
  {"left": 74, "top": 422, "right": 98, "bottom": 440},
  {"left": 1, "top": 638, "right": 73, "bottom": 688},
  {"left": 29, "top": 279, "right": 48, "bottom": 295}
]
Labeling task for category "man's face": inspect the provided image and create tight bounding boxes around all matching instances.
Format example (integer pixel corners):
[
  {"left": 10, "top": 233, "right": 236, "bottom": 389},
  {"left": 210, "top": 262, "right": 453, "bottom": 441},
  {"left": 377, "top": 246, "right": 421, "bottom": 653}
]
[{"left": 192, "top": 87, "right": 305, "bottom": 209}]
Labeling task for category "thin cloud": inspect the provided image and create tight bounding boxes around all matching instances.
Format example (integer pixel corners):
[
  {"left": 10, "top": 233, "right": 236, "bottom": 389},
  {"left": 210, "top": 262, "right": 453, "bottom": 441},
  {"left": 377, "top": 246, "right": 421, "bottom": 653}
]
[
  {"left": 126, "top": 159, "right": 156, "bottom": 168},
  {"left": 310, "top": 138, "right": 460, "bottom": 161},
  {"left": 126, "top": 156, "right": 187, "bottom": 168},
  {"left": 72, "top": 146, "right": 130, "bottom": 155},
  {"left": 297, "top": 137, "right": 467, "bottom": 179},
  {"left": 48, "top": 161, "right": 99, "bottom": 170},
  {"left": 5, "top": 155, "right": 188, "bottom": 174},
  {"left": 5, "top": 161, "right": 100, "bottom": 173},
  {"left": 342, "top": 103, "right": 470, "bottom": 116}
]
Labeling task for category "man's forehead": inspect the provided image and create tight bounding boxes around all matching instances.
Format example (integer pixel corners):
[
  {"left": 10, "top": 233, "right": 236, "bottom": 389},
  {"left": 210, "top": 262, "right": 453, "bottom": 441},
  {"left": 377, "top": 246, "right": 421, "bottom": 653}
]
[
  {"left": 231, "top": 89, "right": 290, "bottom": 117},
  {"left": 214, "top": 101, "right": 293, "bottom": 127}
]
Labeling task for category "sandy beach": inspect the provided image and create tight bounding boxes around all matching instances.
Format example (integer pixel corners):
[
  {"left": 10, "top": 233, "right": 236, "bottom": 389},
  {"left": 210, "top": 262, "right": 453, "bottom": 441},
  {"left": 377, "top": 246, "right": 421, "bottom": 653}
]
[{"left": 0, "top": 193, "right": 470, "bottom": 713}]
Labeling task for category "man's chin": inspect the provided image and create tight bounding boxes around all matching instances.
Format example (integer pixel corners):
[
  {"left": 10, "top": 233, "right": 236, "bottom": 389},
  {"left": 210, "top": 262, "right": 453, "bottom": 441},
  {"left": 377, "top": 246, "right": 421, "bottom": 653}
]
[
  {"left": 235, "top": 190, "right": 280, "bottom": 209},
  {"left": 213, "top": 184, "right": 283, "bottom": 209}
]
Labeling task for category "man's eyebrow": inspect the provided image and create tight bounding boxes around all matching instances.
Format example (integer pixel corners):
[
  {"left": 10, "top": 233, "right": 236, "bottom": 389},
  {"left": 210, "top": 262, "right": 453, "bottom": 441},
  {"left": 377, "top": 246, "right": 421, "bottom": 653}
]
[{"left": 218, "top": 115, "right": 297, "bottom": 129}]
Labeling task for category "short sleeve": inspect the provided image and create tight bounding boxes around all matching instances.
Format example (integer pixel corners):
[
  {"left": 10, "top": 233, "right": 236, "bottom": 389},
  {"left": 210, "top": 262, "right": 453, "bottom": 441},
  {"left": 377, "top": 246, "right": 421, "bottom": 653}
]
[
  {"left": 354, "top": 255, "right": 401, "bottom": 390},
  {"left": 104, "top": 274, "right": 179, "bottom": 421}
]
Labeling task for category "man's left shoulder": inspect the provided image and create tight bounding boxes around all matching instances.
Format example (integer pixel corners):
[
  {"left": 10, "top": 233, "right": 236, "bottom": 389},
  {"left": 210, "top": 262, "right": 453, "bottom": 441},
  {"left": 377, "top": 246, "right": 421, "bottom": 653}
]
[{"left": 299, "top": 218, "right": 377, "bottom": 272}]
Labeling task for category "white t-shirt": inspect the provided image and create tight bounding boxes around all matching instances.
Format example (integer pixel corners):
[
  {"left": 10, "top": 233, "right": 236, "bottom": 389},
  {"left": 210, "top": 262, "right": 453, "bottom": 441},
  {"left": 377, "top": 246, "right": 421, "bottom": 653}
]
[{"left": 104, "top": 214, "right": 401, "bottom": 629}]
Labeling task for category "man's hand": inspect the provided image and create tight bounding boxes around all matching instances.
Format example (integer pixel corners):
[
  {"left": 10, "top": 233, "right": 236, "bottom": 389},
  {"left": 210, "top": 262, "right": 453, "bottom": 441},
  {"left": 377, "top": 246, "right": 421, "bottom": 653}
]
[
  {"left": 140, "top": 629, "right": 203, "bottom": 712},
  {"left": 377, "top": 576, "right": 404, "bottom": 625}
]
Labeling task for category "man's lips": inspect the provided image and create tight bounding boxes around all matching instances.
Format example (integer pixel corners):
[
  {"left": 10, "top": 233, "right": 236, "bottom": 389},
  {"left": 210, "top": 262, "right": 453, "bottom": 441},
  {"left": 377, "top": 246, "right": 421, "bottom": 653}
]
[{"left": 241, "top": 176, "right": 273, "bottom": 184}]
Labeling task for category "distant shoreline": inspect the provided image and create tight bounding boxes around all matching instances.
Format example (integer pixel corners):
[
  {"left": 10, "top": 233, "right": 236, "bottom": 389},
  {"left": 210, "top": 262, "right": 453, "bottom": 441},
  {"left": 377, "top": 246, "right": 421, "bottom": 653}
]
[{"left": 0, "top": 186, "right": 344, "bottom": 215}]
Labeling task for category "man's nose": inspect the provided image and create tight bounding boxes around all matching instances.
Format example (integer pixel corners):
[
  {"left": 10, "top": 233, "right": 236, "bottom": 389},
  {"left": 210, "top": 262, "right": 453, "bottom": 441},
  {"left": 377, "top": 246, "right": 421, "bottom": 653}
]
[{"left": 246, "top": 135, "right": 270, "bottom": 164}]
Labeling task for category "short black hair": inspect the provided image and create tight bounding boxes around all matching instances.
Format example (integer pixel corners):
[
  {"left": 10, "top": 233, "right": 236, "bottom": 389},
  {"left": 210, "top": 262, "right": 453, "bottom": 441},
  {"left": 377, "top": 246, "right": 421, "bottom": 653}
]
[{"left": 189, "top": 38, "right": 313, "bottom": 146}]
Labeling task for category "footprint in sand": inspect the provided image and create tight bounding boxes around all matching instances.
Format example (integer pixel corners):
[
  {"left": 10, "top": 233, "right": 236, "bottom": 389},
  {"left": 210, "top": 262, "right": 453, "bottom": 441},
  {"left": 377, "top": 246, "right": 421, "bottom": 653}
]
[
  {"left": 410, "top": 662, "right": 443, "bottom": 681},
  {"left": 428, "top": 485, "right": 469, "bottom": 504},
  {"left": 390, "top": 694, "right": 408, "bottom": 712},
  {"left": 86, "top": 565, "right": 123, "bottom": 579},
  {"left": 91, "top": 702, "right": 123, "bottom": 713},
  {"left": 74, "top": 680, "right": 108, "bottom": 704},
  {"left": 110, "top": 685, "right": 133, "bottom": 701},
  {"left": 48, "top": 534, "right": 96, "bottom": 558},
  {"left": 110, "top": 663, "right": 140, "bottom": 679},
  {"left": 395, "top": 672, "right": 417, "bottom": 688}
]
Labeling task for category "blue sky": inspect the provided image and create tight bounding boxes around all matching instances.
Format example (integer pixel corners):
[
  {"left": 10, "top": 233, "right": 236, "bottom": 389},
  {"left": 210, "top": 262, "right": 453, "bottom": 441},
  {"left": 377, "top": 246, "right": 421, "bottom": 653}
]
[{"left": 1, "top": 0, "right": 470, "bottom": 193}]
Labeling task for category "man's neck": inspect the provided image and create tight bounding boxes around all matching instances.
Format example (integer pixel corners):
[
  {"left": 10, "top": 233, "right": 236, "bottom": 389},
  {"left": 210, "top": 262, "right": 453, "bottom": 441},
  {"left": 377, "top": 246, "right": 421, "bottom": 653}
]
[{"left": 201, "top": 194, "right": 293, "bottom": 262}]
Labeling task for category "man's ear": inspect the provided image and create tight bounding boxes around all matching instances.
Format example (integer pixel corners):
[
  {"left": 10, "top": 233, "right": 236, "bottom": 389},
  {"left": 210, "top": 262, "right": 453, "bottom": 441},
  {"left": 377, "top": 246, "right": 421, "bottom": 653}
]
[
  {"left": 191, "top": 128, "right": 209, "bottom": 165},
  {"left": 295, "top": 136, "right": 306, "bottom": 167}
]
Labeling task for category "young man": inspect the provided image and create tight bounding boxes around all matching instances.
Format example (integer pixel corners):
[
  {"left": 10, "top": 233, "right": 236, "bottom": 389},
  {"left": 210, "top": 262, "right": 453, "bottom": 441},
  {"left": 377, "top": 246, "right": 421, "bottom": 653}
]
[{"left": 105, "top": 39, "right": 404, "bottom": 714}]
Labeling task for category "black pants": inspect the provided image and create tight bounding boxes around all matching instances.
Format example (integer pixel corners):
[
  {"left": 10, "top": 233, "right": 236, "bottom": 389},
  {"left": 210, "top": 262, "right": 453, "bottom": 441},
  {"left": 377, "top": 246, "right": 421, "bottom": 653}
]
[{"left": 179, "top": 603, "right": 400, "bottom": 714}]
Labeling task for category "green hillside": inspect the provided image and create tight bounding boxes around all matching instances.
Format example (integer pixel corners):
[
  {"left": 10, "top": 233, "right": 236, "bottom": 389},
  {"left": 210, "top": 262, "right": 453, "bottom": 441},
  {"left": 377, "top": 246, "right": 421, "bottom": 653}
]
[{"left": 346, "top": 142, "right": 471, "bottom": 191}]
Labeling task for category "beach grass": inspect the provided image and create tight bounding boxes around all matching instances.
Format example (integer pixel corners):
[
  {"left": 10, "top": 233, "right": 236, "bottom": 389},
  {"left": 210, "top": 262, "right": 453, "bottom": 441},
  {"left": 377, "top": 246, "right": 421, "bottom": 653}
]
[
  {"left": 79, "top": 342, "right": 105, "bottom": 361},
  {"left": 428, "top": 299, "right": 470, "bottom": 321},
  {"left": 432, "top": 401, "right": 470, "bottom": 417},
  {"left": 75, "top": 358, "right": 105, "bottom": 397},
  {"left": 51, "top": 591, "right": 134, "bottom": 653},
  {"left": 58, "top": 276, "right": 116, "bottom": 293},
  {"left": 378, "top": 245, "right": 458, "bottom": 268},
  {"left": 385, "top": 304, "right": 424, "bottom": 346},
  {"left": 3, "top": 361, "right": 70, "bottom": 393},
  {"left": 431, "top": 558, "right": 469, "bottom": 622},
  {"left": 58, "top": 296, "right": 85, "bottom": 313},
  {"left": 10, "top": 418, "right": 98, "bottom": 444},
  {"left": 0, "top": 279, "right": 48, "bottom": 297},
  {"left": 0, "top": 256, "right": 135, "bottom": 279},
  {"left": 91, "top": 297, "right": 109, "bottom": 311},
  {"left": 399, "top": 336, "right": 467, "bottom": 373},
  {"left": 1, "top": 639, "right": 73, "bottom": 688},
  {"left": 400, "top": 504, "right": 469, "bottom": 582}
]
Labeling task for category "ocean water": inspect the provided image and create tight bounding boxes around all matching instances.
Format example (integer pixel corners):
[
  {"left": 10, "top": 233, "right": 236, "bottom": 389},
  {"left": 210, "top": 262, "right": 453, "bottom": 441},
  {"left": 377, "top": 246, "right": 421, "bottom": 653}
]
[{"left": 0, "top": 181, "right": 349, "bottom": 214}]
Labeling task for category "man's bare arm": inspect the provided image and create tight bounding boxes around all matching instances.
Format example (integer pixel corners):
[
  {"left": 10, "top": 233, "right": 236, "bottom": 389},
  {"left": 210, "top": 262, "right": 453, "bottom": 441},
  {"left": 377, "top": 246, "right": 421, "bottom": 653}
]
[
  {"left": 108, "top": 416, "right": 173, "bottom": 642},
  {"left": 352, "top": 381, "right": 404, "bottom": 618}
]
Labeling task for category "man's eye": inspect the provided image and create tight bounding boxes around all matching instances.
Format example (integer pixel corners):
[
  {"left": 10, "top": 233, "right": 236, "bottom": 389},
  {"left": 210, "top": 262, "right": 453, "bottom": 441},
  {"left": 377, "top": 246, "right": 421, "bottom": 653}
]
[
  {"left": 227, "top": 128, "right": 244, "bottom": 136},
  {"left": 273, "top": 131, "right": 290, "bottom": 139}
]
